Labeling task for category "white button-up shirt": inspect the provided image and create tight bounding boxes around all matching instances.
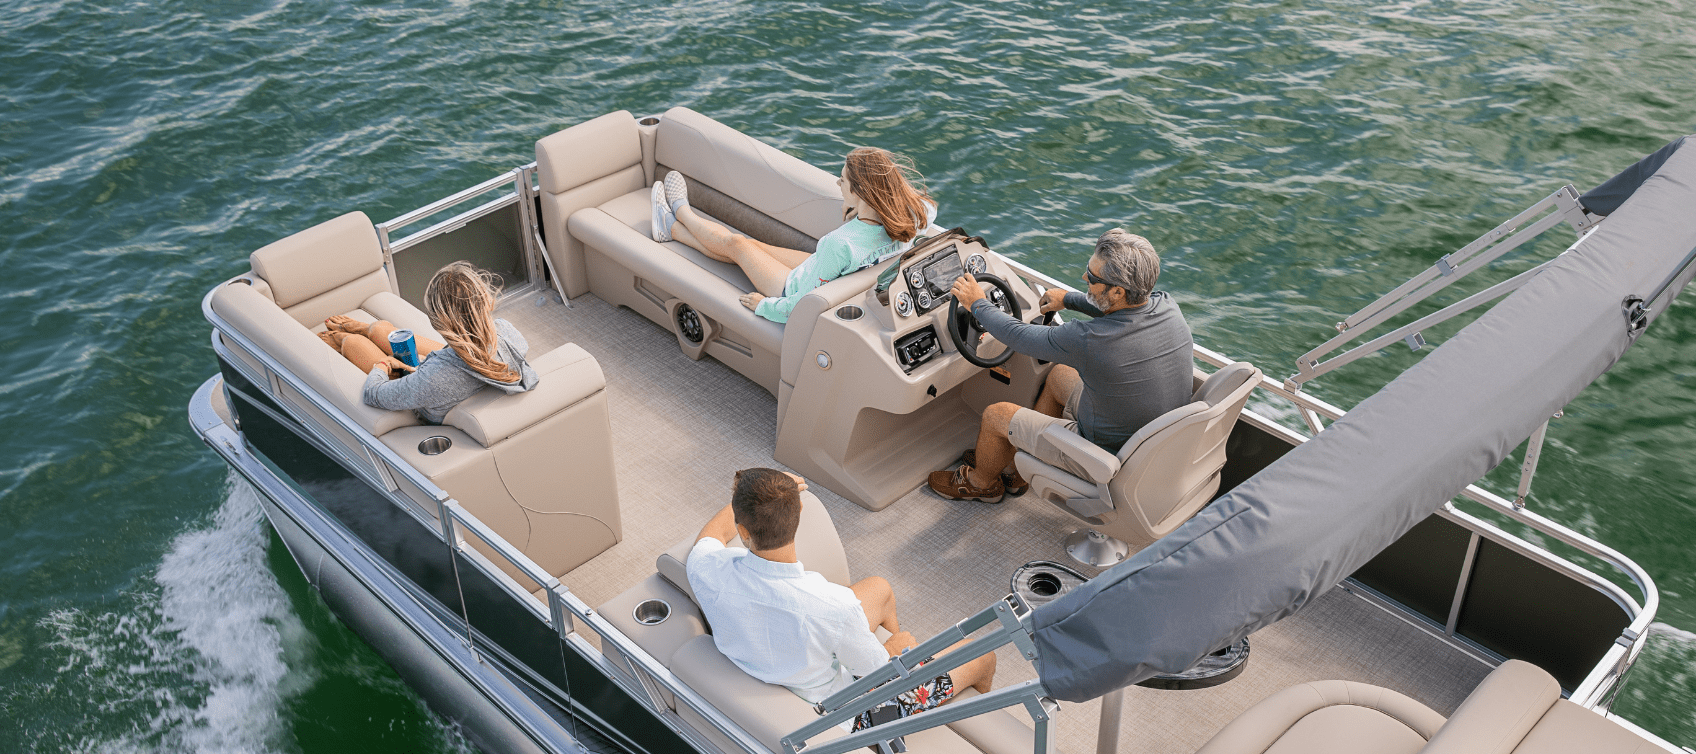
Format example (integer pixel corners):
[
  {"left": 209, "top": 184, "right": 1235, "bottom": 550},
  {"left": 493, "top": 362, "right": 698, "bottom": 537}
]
[{"left": 687, "top": 537, "right": 890, "bottom": 703}]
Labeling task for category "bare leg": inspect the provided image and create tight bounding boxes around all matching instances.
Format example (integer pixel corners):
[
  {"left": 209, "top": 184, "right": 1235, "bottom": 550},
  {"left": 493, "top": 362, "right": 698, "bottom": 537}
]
[
  {"left": 321, "top": 331, "right": 411, "bottom": 377},
  {"left": 882, "top": 635, "right": 997, "bottom": 696},
  {"left": 966, "top": 402, "right": 1021, "bottom": 489},
  {"left": 326, "top": 316, "right": 443, "bottom": 359},
  {"left": 937, "top": 640, "right": 997, "bottom": 695},
  {"left": 1032, "top": 365, "right": 1080, "bottom": 419},
  {"left": 850, "top": 576, "right": 899, "bottom": 634},
  {"left": 673, "top": 206, "right": 806, "bottom": 296}
]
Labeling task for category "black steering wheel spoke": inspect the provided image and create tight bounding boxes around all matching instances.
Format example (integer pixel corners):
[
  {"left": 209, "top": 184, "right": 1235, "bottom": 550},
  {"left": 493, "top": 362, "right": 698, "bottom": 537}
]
[{"left": 948, "top": 273, "right": 1023, "bottom": 369}]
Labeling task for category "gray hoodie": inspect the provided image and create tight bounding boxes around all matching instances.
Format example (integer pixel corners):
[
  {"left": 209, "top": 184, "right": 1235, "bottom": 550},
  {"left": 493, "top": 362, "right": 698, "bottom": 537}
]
[{"left": 361, "top": 319, "right": 540, "bottom": 424}]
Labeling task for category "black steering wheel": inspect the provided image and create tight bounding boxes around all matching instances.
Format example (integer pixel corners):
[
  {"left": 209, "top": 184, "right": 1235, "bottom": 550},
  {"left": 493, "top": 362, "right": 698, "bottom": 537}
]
[{"left": 948, "top": 273, "right": 1024, "bottom": 368}]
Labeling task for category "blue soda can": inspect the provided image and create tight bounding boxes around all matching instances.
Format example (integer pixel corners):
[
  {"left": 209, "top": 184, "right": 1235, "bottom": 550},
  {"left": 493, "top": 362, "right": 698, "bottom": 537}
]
[{"left": 388, "top": 328, "right": 418, "bottom": 367}]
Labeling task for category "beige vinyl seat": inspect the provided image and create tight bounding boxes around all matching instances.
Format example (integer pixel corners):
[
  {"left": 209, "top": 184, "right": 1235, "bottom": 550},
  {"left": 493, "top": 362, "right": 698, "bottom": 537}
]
[
  {"left": 595, "top": 493, "right": 1056, "bottom": 754},
  {"left": 1014, "top": 361, "right": 1262, "bottom": 564},
  {"left": 1198, "top": 659, "right": 1666, "bottom": 754},
  {"left": 536, "top": 107, "right": 861, "bottom": 396},
  {"left": 210, "top": 211, "right": 624, "bottom": 591}
]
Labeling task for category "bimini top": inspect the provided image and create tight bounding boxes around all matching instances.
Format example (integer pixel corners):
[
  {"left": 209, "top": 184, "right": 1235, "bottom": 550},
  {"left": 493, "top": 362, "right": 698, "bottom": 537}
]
[{"left": 1030, "top": 135, "right": 1696, "bottom": 703}]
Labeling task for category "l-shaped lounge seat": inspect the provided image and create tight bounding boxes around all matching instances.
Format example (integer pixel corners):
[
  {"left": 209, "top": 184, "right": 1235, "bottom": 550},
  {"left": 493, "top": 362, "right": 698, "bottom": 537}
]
[
  {"left": 537, "top": 107, "right": 882, "bottom": 398},
  {"left": 1198, "top": 658, "right": 1668, "bottom": 754},
  {"left": 597, "top": 494, "right": 1058, "bottom": 754},
  {"left": 208, "top": 210, "right": 625, "bottom": 590}
]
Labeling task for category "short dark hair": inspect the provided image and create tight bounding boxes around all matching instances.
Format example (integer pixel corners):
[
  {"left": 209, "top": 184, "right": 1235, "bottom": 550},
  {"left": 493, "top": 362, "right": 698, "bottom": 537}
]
[{"left": 732, "top": 468, "right": 802, "bottom": 551}]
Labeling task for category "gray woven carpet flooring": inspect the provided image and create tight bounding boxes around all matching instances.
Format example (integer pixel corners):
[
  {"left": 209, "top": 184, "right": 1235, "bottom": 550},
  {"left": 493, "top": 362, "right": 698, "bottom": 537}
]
[{"left": 498, "top": 292, "right": 1491, "bottom": 754}]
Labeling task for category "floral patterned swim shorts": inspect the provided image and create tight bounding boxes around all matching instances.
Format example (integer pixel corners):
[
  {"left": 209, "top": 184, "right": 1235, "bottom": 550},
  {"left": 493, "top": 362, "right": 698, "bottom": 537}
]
[{"left": 850, "top": 672, "right": 954, "bottom": 733}]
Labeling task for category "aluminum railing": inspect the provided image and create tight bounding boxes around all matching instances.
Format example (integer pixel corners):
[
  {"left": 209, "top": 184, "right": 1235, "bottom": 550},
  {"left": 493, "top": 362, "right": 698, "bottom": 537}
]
[
  {"left": 997, "top": 253, "right": 1658, "bottom": 709},
  {"left": 201, "top": 284, "right": 768, "bottom": 754},
  {"left": 781, "top": 599, "right": 1057, "bottom": 754}
]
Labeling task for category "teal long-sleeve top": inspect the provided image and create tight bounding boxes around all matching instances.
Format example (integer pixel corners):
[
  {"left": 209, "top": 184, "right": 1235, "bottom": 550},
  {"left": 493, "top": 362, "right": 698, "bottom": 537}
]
[{"left": 754, "top": 203, "right": 940, "bottom": 323}]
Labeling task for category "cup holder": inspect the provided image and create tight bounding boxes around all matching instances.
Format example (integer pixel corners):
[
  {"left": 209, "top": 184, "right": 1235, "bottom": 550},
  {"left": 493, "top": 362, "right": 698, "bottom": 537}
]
[
  {"left": 836, "top": 305, "right": 864, "bottom": 321},
  {"left": 417, "top": 435, "right": 452, "bottom": 456},
  {"left": 633, "top": 599, "right": 671, "bottom": 626},
  {"left": 639, "top": 116, "right": 661, "bottom": 126}
]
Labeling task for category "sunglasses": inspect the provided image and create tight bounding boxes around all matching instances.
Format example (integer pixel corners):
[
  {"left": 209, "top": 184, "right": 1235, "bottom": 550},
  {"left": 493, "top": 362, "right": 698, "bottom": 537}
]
[{"left": 1083, "top": 267, "right": 1110, "bottom": 287}]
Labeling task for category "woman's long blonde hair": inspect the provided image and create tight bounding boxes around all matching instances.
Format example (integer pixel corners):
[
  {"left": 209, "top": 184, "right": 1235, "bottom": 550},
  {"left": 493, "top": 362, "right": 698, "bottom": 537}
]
[
  {"left": 424, "top": 262, "right": 519, "bottom": 384},
  {"left": 844, "top": 147, "right": 932, "bottom": 243}
]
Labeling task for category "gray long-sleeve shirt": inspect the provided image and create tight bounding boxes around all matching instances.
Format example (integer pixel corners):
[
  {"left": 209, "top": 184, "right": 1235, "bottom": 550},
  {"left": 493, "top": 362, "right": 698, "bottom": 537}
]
[
  {"left": 362, "top": 319, "right": 539, "bottom": 424},
  {"left": 972, "top": 290, "right": 1194, "bottom": 452}
]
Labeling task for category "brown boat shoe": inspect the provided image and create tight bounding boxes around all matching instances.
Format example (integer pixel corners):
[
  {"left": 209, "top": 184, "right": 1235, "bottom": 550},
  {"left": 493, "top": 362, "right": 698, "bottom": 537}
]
[
  {"left": 959, "top": 449, "right": 1029, "bottom": 497},
  {"left": 928, "top": 465, "right": 1005, "bottom": 504}
]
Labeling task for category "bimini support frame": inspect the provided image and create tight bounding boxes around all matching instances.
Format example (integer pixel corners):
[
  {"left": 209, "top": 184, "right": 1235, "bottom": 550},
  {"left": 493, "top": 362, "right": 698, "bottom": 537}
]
[
  {"left": 1286, "top": 185, "right": 1600, "bottom": 391},
  {"left": 781, "top": 598, "right": 1059, "bottom": 754}
]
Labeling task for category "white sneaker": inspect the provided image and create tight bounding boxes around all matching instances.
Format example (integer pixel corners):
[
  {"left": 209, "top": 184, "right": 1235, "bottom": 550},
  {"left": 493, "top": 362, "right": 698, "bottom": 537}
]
[
  {"left": 664, "top": 170, "right": 690, "bottom": 213},
  {"left": 650, "top": 181, "right": 675, "bottom": 242}
]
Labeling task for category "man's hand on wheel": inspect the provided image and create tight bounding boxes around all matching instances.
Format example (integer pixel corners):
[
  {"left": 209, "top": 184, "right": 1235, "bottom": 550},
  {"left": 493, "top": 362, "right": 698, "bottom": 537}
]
[{"left": 951, "top": 273, "right": 987, "bottom": 308}]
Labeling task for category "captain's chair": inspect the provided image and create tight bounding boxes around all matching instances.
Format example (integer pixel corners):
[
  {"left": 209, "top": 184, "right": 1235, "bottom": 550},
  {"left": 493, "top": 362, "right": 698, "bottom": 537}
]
[{"left": 1014, "top": 361, "right": 1262, "bottom": 566}]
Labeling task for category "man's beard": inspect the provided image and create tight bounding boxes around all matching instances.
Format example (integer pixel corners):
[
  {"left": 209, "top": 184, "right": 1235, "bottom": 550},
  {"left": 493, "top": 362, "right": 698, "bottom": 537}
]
[{"left": 1086, "top": 288, "right": 1112, "bottom": 311}]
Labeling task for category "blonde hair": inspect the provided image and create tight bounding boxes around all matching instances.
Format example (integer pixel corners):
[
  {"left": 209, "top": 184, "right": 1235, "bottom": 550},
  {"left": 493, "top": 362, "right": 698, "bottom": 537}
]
[
  {"left": 843, "top": 147, "right": 932, "bottom": 243},
  {"left": 424, "top": 262, "right": 519, "bottom": 383}
]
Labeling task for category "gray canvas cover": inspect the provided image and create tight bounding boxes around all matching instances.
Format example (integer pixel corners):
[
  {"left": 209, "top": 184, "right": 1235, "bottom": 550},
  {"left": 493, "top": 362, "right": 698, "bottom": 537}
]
[{"left": 1031, "top": 138, "right": 1696, "bottom": 703}]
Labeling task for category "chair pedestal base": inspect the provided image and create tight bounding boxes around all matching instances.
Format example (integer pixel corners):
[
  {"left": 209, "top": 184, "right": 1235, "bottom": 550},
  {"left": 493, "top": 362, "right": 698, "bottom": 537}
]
[{"left": 1063, "top": 529, "right": 1129, "bottom": 567}]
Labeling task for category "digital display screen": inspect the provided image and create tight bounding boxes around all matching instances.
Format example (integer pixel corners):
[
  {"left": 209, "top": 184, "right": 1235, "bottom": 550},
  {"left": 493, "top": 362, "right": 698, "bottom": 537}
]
[{"left": 921, "top": 248, "right": 964, "bottom": 296}]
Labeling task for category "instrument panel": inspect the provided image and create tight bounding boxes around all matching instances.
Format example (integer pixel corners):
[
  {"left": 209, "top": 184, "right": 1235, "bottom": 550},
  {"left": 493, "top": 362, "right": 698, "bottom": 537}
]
[{"left": 893, "top": 244, "right": 988, "bottom": 317}]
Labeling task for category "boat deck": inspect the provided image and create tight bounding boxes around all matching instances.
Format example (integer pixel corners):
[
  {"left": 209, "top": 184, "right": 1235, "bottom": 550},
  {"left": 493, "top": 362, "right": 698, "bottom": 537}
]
[{"left": 498, "top": 291, "right": 1492, "bottom": 754}]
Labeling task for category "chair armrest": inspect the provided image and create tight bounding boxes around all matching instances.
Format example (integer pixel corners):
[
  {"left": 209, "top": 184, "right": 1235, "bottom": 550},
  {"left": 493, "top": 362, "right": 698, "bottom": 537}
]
[{"left": 1041, "top": 426, "right": 1121, "bottom": 484}]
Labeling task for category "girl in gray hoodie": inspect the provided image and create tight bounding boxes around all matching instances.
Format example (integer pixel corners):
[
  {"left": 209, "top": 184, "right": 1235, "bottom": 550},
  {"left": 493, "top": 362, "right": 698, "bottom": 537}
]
[{"left": 320, "top": 261, "right": 538, "bottom": 424}]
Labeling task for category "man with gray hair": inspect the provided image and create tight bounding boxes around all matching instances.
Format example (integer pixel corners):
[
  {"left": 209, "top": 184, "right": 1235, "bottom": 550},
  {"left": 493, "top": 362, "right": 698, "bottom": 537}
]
[{"left": 929, "top": 229, "right": 1194, "bottom": 503}]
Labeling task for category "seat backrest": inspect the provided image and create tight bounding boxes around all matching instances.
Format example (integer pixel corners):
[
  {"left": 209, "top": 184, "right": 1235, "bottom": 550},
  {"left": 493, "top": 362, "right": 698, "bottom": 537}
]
[
  {"left": 1101, "top": 362, "right": 1262, "bottom": 546},
  {"left": 535, "top": 110, "right": 646, "bottom": 298},
  {"left": 656, "top": 490, "right": 851, "bottom": 604},
  {"left": 654, "top": 107, "right": 842, "bottom": 240},
  {"left": 1418, "top": 660, "right": 1561, "bottom": 754},
  {"left": 211, "top": 281, "right": 421, "bottom": 437},
  {"left": 249, "top": 211, "right": 391, "bottom": 327}
]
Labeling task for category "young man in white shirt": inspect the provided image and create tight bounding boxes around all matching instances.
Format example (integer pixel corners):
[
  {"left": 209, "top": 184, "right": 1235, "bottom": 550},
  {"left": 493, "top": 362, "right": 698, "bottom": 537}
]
[{"left": 687, "top": 468, "right": 996, "bottom": 730}]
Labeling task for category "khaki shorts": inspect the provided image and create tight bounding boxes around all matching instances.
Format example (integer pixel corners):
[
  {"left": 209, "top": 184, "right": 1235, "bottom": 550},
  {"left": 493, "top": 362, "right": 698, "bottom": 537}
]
[{"left": 1008, "top": 378, "right": 1094, "bottom": 480}]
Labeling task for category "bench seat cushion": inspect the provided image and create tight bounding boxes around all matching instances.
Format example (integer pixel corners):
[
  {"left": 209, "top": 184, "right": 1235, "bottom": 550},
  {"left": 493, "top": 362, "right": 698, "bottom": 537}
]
[
  {"left": 570, "top": 205, "right": 786, "bottom": 356},
  {"left": 669, "top": 635, "right": 981, "bottom": 754},
  {"left": 1195, "top": 679, "right": 1444, "bottom": 754},
  {"left": 598, "top": 188, "right": 759, "bottom": 292}
]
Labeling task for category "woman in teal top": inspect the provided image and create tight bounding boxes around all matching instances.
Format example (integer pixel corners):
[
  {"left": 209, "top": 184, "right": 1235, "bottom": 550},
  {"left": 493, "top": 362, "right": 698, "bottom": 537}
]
[{"left": 651, "top": 147, "right": 939, "bottom": 323}]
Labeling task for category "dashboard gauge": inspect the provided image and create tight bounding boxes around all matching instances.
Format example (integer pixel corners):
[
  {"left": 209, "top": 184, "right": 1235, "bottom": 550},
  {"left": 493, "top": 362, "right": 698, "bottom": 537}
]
[
  {"left": 915, "top": 288, "right": 933, "bottom": 310},
  {"left": 907, "top": 268, "right": 925, "bottom": 289},
  {"left": 895, "top": 291, "right": 914, "bottom": 317},
  {"left": 966, "top": 254, "right": 986, "bottom": 274}
]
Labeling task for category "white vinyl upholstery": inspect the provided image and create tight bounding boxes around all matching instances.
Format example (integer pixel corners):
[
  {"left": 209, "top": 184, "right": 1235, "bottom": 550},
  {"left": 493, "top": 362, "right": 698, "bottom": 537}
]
[{"left": 1016, "top": 361, "right": 1262, "bottom": 548}]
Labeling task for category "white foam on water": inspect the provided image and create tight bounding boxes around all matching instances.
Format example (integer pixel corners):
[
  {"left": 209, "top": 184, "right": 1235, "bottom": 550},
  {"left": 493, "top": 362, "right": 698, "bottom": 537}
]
[{"left": 43, "top": 477, "right": 311, "bottom": 754}]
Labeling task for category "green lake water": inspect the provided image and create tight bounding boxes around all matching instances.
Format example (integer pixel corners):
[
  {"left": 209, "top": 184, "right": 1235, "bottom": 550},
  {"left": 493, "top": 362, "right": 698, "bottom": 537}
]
[{"left": 2, "top": 0, "right": 1694, "bottom": 751}]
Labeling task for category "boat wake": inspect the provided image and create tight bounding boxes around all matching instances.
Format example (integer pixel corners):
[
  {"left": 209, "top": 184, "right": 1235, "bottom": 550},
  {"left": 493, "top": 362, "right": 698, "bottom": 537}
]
[
  {"left": 37, "top": 478, "right": 309, "bottom": 753},
  {"left": 29, "top": 476, "right": 470, "bottom": 754}
]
